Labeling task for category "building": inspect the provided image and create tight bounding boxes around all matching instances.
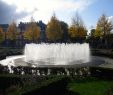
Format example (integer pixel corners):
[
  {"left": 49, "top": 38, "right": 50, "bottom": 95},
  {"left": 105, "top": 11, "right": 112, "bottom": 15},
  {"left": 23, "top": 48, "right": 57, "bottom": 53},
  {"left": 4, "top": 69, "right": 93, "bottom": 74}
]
[
  {"left": 18, "top": 20, "right": 46, "bottom": 42},
  {"left": 38, "top": 20, "right": 46, "bottom": 42},
  {"left": 0, "top": 24, "right": 9, "bottom": 32}
]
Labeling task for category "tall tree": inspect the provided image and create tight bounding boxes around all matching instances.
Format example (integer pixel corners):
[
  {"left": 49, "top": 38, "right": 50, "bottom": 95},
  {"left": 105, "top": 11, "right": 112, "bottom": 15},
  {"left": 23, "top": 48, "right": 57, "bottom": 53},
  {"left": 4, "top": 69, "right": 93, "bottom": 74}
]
[
  {"left": 69, "top": 13, "right": 87, "bottom": 42},
  {"left": 0, "top": 27, "right": 4, "bottom": 43},
  {"left": 46, "top": 14, "right": 62, "bottom": 42},
  {"left": 96, "top": 14, "right": 113, "bottom": 36},
  {"left": 60, "top": 21, "right": 68, "bottom": 42},
  {"left": 24, "top": 17, "right": 40, "bottom": 42},
  {"left": 94, "top": 26, "right": 102, "bottom": 38},
  {"left": 7, "top": 21, "right": 17, "bottom": 40},
  {"left": 90, "top": 29, "right": 95, "bottom": 37}
]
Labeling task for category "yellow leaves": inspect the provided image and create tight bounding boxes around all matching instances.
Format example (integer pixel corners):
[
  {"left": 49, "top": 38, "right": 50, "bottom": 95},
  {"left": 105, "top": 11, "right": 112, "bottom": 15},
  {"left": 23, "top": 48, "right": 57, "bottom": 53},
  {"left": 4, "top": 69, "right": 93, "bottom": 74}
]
[
  {"left": 69, "top": 26, "right": 78, "bottom": 37},
  {"left": 32, "top": 25, "right": 40, "bottom": 41},
  {"left": 24, "top": 30, "right": 32, "bottom": 40},
  {"left": 94, "top": 26, "right": 102, "bottom": 38},
  {"left": 23, "top": 22, "right": 40, "bottom": 41},
  {"left": 78, "top": 27, "right": 87, "bottom": 37},
  {"left": 0, "top": 27, "right": 4, "bottom": 43},
  {"left": 96, "top": 14, "right": 113, "bottom": 36},
  {"left": 69, "top": 26, "right": 87, "bottom": 38},
  {"left": 91, "top": 14, "right": 113, "bottom": 39},
  {"left": 7, "top": 22, "right": 16, "bottom": 40},
  {"left": 46, "top": 15, "right": 62, "bottom": 41},
  {"left": 69, "top": 13, "right": 87, "bottom": 39}
]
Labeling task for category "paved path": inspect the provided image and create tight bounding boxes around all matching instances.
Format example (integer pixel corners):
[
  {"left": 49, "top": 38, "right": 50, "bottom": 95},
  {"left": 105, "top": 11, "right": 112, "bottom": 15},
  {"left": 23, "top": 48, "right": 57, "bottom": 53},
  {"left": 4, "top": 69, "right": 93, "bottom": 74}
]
[{"left": 98, "top": 57, "right": 113, "bottom": 68}]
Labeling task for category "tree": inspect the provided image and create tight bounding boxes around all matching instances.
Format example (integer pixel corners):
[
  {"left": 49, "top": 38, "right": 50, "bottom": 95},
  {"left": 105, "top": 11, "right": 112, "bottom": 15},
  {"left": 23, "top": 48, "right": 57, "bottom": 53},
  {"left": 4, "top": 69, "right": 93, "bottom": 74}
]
[
  {"left": 60, "top": 21, "right": 68, "bottom": 42},
  {"left": 46, "top": 14, "right": 62, "bottom": 42},
  {"left": 24, "top": 30, "right": 32, "bottom": 41},
  {"left": 94, "top": 26, "right": 102, "bottom": 38},
  {"left": 69, "top": 13, "right": 87, "bottom": 42},
  {"left": 96, "top": 14, "right": 113, "bottom": 48},
  {"left": 24, "top": 17, "right": 40, "bottom": 42},
  {"left": 90, "top": 29, "right": 95, "bottom": 37},
  {"left": 96, "top": 14, "right": 113, "bottom": 36},
  {"left": 7, "top": 22, "right": 17, "bottom": 40},
  {"left": 0, "top": 27, "right": 4, "bottom": 43}
]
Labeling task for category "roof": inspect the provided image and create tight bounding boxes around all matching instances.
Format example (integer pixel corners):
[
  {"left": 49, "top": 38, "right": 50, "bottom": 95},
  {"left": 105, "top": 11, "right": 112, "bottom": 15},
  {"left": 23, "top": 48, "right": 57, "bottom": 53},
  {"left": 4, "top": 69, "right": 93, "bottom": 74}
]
[{"left": 0, "top": 24, "right": 9, "bottom": 29}]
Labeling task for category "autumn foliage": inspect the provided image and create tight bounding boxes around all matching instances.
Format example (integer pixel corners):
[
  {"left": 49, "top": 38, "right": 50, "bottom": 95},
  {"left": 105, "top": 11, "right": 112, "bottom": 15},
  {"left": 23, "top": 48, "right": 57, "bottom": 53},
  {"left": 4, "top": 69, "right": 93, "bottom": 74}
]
[
  {"left": 95, "top": 14, "right": 113, "bottom": 37},
  {"left": 69, "top": 13, "right": 87, "bottom": 41},
  {"left": 0, "top": 27, "right": 4, "bottom": 43},
  {"left": 24, "top": 18, "right": 40, "bottom": 42},
  {"left": 7, "top": 22, "right": 17, "bottom": 40},
  {"left": 46, "top": 14, "right": 62, "bottom": 41}
]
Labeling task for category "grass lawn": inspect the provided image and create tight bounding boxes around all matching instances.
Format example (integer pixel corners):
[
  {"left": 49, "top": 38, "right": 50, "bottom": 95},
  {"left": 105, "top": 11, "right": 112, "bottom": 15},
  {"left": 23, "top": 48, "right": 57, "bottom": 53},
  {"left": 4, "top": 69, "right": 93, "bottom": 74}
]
[{"left": 68, "top": 78, "right": 113, "bottom": 95}]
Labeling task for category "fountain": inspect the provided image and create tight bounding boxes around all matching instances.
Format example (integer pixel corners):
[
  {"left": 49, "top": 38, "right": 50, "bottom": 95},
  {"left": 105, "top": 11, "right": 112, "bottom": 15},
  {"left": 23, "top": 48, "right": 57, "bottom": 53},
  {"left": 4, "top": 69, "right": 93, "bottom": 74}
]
[
  {"left": 24, "top": 43, "right": 90, "bottom": 65},
  {"left": 0, "top": 43, "right": 107, "bottom": 67}
]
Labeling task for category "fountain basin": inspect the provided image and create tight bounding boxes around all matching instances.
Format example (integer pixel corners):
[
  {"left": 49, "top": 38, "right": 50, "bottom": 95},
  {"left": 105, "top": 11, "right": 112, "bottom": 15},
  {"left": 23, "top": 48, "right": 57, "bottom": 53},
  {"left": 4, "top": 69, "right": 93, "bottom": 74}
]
[
  {"left": 1, "top": 43, "right": 112, "bottom": 68},
  {"left": 0, "top": 55, "right": 106, "bottom": 68}
]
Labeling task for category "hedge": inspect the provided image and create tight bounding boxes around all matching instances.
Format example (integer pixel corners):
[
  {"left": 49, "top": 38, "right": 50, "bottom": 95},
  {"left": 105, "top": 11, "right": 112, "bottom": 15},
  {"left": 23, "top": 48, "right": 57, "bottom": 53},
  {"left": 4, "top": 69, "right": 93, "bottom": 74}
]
[{"left": 7, "top": 76, "right": 69, "bottom": 95}]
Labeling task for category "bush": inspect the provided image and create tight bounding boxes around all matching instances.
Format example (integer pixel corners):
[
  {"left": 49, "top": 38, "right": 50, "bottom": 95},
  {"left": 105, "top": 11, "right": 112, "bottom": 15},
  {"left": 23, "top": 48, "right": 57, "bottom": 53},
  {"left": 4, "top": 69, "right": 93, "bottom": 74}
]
[
  {"left": 7, "top": 76, "right": 69, "bottom": 95},
  {"left": 90, "top": 67, "right": 113, "bottom": 79}
]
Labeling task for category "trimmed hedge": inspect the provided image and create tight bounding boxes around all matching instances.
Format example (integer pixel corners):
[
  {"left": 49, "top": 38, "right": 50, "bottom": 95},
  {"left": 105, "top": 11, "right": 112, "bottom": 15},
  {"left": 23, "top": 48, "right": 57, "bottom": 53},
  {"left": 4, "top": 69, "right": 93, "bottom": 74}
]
[
  {"left": 22, "top": 76, "right": 68, "bottom": 95},
  {"left": 6, "top": 76, "right": 69, "bottom": 95},
  {"left": 91, "top": 49, "right": 113, "bottom": 59},
  {"left": 0, "top": 74, "right": 69, "bottom": 95},
  {"left": 90, "top": 67, "right": 113, "bottom": 79},
  {"left": 0, "top": 48, "right": 23, "bottom": 60}
]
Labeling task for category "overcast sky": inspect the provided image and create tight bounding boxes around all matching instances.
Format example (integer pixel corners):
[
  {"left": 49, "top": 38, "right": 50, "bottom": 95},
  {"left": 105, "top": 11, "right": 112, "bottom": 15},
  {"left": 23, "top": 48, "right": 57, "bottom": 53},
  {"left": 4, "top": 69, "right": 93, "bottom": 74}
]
[{"left": 0, "top": 0, "right": 113, "bottom": 29}]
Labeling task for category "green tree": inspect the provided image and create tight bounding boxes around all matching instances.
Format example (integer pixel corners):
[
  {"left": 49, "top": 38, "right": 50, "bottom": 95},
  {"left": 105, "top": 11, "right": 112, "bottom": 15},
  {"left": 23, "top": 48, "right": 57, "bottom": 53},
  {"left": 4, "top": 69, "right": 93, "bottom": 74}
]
[{"left": 46, "top": 14, "right": 62, "bottom": 42}]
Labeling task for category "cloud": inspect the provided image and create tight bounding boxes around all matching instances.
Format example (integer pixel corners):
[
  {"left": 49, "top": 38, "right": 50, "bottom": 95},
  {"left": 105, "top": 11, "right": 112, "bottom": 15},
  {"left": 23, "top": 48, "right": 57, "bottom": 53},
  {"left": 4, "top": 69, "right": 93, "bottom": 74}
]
[
  {"left": 0, "top": 0, "right": 29, "bottom": 24},
  {"left": 108, "top": 16, "right": 113, "bottom": 33},
  {"left": 2, "top": 0, "right": 94, "bottom": 11},
  {"left": 108, "top": 16, "right": 113, "bottom": 23},
  {"left": 1, "top": 0, "right": 96, "bottom": 24}
]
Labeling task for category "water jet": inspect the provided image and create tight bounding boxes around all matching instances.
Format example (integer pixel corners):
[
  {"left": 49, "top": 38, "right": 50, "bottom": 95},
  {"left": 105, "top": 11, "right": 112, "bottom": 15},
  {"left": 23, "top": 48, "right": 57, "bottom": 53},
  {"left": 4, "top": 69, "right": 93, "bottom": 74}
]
[{"left": 0, "top": 43, "right": 108, "bottom": 68}]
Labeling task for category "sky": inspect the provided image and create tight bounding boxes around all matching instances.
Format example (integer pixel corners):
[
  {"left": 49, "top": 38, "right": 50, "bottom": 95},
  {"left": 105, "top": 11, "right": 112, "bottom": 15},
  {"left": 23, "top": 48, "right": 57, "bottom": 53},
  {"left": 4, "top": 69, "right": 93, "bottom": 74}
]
[{"left": 0, "top": 0, "right": 113, "bottom": 30}]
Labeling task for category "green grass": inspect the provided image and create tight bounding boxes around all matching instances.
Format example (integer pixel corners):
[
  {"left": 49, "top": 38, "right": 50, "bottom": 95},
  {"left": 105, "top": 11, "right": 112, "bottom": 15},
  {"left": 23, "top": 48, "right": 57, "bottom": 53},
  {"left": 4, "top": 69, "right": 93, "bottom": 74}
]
[{"left": 68, "top": 78, "right": 113, "bottom": 95}]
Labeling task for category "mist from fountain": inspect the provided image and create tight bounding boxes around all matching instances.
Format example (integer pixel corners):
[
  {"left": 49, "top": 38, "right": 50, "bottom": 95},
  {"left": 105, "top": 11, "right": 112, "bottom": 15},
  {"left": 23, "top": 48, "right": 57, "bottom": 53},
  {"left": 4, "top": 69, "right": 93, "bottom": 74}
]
[{"left": 24, "top": 43, "right": 90, "bottom": 65}]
